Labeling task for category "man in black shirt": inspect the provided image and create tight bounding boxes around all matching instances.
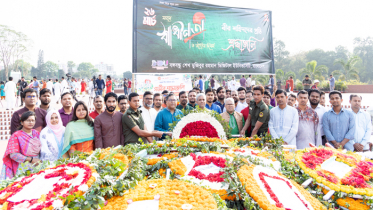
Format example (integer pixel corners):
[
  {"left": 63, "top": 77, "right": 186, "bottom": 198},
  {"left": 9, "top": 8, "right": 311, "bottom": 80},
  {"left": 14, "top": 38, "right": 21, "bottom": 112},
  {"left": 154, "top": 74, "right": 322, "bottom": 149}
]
[{"left": 19, "top": 77, "right": 28, "bottom": 106}]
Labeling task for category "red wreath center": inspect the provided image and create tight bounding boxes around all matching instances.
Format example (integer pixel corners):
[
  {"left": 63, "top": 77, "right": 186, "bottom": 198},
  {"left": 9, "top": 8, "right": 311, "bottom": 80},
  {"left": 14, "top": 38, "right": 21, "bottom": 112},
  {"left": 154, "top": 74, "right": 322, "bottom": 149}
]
[{"left": 179, "top": 121, "right": 219, "bottom": 138}]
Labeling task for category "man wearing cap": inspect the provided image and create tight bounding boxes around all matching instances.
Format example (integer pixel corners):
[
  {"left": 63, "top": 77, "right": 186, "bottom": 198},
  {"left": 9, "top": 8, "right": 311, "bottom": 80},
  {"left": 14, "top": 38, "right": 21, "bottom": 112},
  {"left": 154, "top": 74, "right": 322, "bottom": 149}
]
[
  {"left": 311, "top": 80, "right": 320, "bottom": 90},
  {"left": 302, "top": 75, "right": 312, "bottom": 91}
]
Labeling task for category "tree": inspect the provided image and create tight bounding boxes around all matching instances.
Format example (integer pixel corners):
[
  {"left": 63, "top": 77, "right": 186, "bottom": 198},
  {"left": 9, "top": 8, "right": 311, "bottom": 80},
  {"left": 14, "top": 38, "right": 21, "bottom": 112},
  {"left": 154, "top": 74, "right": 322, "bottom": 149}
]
[
  {"left": 0, "top": 25, "right": 30, "bottom": 77},
  {"left": 123, "top": 71, "right": 132, "bottom": 79},
  {"left": 275, "top": 69, "right": 285, "bottom": 84},
  {"left": 44, "top": 61, "right": 59, "bottom": 78},
  {"left": 353, "top": 37, "right": 373, "bottom": 82},
  {"left": 299, "top": 60, "right": 328, "bottom": 81},
  {"left": 332, "top": 55, "right": 361, "bottom": 81},
  {"left": 285, "top": 71, "right": 296, "bottom": 80},
  {"left": 273, "top": 39, "right": 290, "bottom": 70},
  {"left": 13, "top": 59, "right": 31, "bottom": 77},
  {"left": 77, "top": 62, "right": 94, "bottom": 79},
  {"left": 37, "top": 50, "right": 45, "bottom": 78},
  {"left": 67, "top": 61, "right": 76, "bottom": 74},
  {"left": 253, "top": 75, "right": 269, "bottom": 86}
]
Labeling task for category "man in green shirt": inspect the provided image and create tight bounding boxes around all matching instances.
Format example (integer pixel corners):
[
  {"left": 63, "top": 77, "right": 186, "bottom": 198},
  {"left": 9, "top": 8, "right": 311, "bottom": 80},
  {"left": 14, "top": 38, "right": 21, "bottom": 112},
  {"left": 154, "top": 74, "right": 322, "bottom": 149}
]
[
  {"left": 176, "top": 91, "right": 193, "bottom": 113},
  {"left": 122, "top": 92, "right": 163, "bottom": 144},
  {"left": 221, "top": 98, "right": 245, "bottom": 135},
  {"left": 240, "top": 85, "right": 270, "bottom": 137},
  {"left": 204, "top": 76, "right": 209, "bottom": 91},
  {"left": 187, "top": 90, "right": 197, "bottom": 108},
  {"left": 302, "top": 75, "right": 312, "bottom": 91}
]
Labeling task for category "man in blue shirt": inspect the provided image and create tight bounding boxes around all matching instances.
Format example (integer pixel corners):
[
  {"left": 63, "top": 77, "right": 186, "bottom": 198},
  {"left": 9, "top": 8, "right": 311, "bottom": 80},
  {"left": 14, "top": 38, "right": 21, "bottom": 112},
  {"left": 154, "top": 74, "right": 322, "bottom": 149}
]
[
  {"left": 154, "top": 93, "right": 183, "bottom": 140},
  {"left": 31, "top": 76, "right": 40, "bottom": 94},
  {"left": 323, "top": 91, "right": 356, "bottom": 151},
  {"left": 198, "top": 75, "right": 203, "bottom": 92},
  {"left": 329, "top": 74, "right": 335, "bottom": 91},
  {"left": 95, "top": 75, "right": 106, "bottom": 96},
  {"left": 214, "top": 87, "right": 225, "bottom": 111},
  {"left": 349, "top": 94, "right": 372, "bottom": 152},
  {"left": 205, "top": 88, "right": 222, "bottom": 114}
]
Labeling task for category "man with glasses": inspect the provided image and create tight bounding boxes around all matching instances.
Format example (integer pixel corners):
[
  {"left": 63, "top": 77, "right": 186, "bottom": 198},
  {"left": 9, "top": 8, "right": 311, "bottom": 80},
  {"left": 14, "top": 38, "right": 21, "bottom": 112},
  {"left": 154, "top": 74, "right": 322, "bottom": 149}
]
[
  {"left": 154, "top": 93, "right": 183, "bottom": 140},
  {"left": 221, "top": 98, "right": 244, "bottom": 135},
  {"left": 11, "top": 88, "right": 47, "bottom": 134},
  {"left": 140, "top": 91, "right": 158, "bottom": 133}
]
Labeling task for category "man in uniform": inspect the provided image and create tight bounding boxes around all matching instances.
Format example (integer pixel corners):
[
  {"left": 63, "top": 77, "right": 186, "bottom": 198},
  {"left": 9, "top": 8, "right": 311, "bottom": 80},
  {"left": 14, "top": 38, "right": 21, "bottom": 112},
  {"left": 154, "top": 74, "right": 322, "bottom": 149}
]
[
  {"left": 122, "top": 92, "right": 163, "bottom": 144},
  {"left": 240, "top": 85, "right": 270, "bottom": 137}
]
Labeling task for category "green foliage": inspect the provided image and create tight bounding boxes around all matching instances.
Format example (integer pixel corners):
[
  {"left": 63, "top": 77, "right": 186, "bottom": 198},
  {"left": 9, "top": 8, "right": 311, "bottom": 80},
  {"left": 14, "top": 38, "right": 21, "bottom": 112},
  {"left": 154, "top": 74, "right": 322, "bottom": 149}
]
[
  {"left": 295, "top": 79, "right": 303, "bottom": 90},
  {"left": 332, "top": 55, "right": 361, "bottom": 81},
  {"left": 123, "top": 71, "right": 132, "bottom": 79},
  {"left": 344, "top": 80, "right": 368, "bottom": 85},
  {"left": 299, "top": 60, "right": 328, "bottom": 81}
]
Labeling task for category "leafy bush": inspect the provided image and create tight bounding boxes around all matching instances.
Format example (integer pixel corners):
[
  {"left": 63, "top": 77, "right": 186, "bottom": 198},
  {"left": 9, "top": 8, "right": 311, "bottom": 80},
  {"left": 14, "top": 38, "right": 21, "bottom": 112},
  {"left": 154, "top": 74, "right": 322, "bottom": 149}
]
[
  {"left": 318, "top": 81, "right": 329, "bottom": 91},
  {"left": 344, "top": 80, "right": 368, "bottom": 85},
  {"left": 335, "top": 81, "right": 347, "bottom": 91},
  {"left": 295, "top": 79, "right": 303, "bottom": 90}
]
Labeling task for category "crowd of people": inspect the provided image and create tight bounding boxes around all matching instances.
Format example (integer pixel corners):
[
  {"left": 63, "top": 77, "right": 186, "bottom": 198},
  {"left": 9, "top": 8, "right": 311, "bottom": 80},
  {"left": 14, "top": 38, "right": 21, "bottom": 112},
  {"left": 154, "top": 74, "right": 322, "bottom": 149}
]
[
  {"left": 0, "top": 75, "right": 129, "bottom": 110},
  {"left": 1, "top": 73, "right": 371, "bottom": 181}
]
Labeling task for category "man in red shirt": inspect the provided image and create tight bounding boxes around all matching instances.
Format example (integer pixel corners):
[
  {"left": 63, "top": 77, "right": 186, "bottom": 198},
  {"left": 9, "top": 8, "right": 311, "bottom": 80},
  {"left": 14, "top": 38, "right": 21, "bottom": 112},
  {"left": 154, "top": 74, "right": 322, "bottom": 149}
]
[
  {"left": 89, "top": 95, "right": 105, "bottom": 119},
  {"left": 106, "top": 76, "right": 112, "bottom": 94},
  {"left": 289, "top": 76, "right": 294, "bottom": 92},
  {"left": 240, "top": 106, "right": 251, "bottom": 136},
  {"left": 128, "top": 79, "right": 132, "bottom": 94}
]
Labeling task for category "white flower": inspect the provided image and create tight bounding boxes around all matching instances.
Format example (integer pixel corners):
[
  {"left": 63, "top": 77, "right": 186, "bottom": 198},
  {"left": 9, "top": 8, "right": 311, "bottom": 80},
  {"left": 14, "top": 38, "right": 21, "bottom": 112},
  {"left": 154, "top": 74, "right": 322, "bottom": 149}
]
[
  {"left": 172, "top": 113, "right": 227, "bottom": 140},
  {"left": 92, "top": 172, "right": 100, "bottom": 179},
  {"left": 80, "top": 160, "right": 89, "bottom": 165},
  {"left": 78, "top": 184, "right": 89, "bottom": 192},
  {"left": 52, "top": 199, "right": 64, "bottom": 209}
]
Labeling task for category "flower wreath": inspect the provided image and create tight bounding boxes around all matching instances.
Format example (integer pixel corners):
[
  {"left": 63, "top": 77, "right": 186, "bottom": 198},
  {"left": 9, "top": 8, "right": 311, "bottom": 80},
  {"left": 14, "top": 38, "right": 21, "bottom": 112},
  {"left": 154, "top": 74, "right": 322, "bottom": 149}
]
[
  {"left": 296, "top": 147, "right": 373, "bottom": 196},
  {"left": 0, "top": 163, "right": 96, "bottom": 210},
  {"left": 168, "top": 152, "right": 235, "bottom": 200},
  {"left": 172, "top": 112, "right": 228, "bottom": 140},
  {"left": 103, "top": 179, "right": 219, "bottom": 210},
  {"left": 238, "top": 164, "right": 327, "bottom": 210},
  {"left": 227, "top": 147, "right": 281, "bottom": 171}
]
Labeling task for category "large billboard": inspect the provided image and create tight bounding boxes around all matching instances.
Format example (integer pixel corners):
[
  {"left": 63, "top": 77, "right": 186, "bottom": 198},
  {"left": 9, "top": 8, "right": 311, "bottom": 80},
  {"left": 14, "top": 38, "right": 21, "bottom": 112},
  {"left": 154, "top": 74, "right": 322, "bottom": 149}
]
[{"left": 133, "top": 0, "right": 274, "bottom": 74}]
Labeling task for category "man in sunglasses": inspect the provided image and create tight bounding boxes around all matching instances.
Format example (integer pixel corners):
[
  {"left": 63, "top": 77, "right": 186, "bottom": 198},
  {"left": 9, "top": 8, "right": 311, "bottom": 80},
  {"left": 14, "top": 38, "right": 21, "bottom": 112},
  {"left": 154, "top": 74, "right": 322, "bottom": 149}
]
[{"left": 11, "top": 88, "right": 47, "bottom": 134}]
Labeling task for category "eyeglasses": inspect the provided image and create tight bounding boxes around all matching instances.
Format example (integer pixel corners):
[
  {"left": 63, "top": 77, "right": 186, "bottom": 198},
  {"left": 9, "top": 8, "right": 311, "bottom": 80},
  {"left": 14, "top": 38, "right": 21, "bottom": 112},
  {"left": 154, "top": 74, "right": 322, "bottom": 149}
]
[
  {"left": 26, "top": 96, "right": 36, "bottom": 99},
  {"left": 145, "top": 98, "right": 153, "bottom": 101},
  {"left": 168, "top": 99, "right": 177, "bottom": 102}
]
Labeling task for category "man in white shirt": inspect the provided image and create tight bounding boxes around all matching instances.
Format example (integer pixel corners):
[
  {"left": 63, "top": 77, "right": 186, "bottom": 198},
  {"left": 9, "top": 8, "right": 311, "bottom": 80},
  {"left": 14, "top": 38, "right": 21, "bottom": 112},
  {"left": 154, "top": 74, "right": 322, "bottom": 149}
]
[
  {"left": 245, "top": 75, "right": 252, "bottom": 91},
  {"left": 46, "top": 79, "right": 54, "bottom": 92},
  {"left": 53, "top": 79, "right": 62, "bottom": 104},
  {"left": 4, "top": 77, "right": 17, "bottom": 110},
  {"left": 237, "top": 87, "right": 248, "bottom": 107},
  {"left": 139, "top": 91, "right": 158, "bottom": 133},
  {"left": 223, "top": 90, "right": 246, "bottom": 113},
  {"left": 60, "top": 77, "right": 69, "bottom": 93},
  {"left": 349, "top": 94, "right": 372, "bottom": 152},
  {"left": 308, "top": 89, "right": 328, "bottom": 145},
  {"left": 269, "top": 89, "right": 299, "bottom": 146},
  {"left": 229, "top": 76, "right": 236, "bottom": 91}
]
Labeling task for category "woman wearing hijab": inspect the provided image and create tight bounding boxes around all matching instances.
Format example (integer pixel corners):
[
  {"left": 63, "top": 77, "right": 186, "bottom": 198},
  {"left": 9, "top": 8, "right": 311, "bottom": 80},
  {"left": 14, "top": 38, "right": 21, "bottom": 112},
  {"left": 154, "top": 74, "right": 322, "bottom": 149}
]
[
  {"left": 39, "top": 110, "right": 66, "bottom": 162},
  {"left": 1, "top": 111, "right": 42, "bottom": 180},
  {"left": 62, "top": 101, "right": 94, "bottom": 157}
]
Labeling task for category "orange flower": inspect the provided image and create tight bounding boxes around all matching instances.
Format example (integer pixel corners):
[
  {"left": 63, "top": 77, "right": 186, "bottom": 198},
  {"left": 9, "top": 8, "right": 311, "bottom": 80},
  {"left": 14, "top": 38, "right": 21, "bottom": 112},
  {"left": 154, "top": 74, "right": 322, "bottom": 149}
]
[{"left": 103, "top": 179, "right": 218, "bottom": 210}]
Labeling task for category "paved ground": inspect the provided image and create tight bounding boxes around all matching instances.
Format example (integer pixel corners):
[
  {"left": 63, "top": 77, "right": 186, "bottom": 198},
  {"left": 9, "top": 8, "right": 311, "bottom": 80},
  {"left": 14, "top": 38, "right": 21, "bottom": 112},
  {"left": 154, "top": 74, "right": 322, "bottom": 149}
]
[{"left": 0, "top": 92, "right": 372, "bottom": 167}]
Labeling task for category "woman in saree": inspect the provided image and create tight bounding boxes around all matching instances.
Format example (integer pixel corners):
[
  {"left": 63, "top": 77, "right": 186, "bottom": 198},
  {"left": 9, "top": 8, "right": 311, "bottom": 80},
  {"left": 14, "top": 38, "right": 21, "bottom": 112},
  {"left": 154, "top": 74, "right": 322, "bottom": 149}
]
[
  {"left": 0, "top": 111, "right": 42, "bottom": 180},
  {"left": 62, "top": 101, "right": 94, "bottom": 157},
  {"left": 39, "top": 110, "right": 67, "bottom": 162}
]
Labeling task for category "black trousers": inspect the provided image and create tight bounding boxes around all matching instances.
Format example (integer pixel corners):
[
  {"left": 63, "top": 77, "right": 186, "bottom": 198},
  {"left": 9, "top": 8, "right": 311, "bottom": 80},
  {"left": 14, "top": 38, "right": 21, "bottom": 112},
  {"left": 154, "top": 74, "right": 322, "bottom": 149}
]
[{"left": 70, "top": 90, "right": 78, "bottom": 102}]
